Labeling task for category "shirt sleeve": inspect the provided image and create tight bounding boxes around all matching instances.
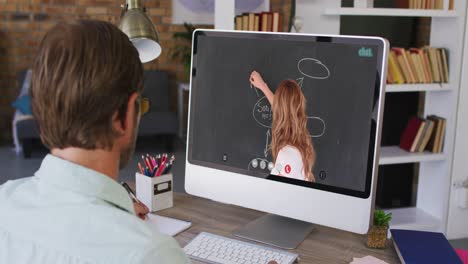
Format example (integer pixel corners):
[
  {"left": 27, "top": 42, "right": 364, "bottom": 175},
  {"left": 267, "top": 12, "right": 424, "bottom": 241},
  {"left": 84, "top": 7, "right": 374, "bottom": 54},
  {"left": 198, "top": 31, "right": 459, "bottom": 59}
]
[
  {"left": 273, "top": 147, "right": 302, "bottom": 178},
  {"left": 139, "top": 236, "right": 190, "bottom": 264}
]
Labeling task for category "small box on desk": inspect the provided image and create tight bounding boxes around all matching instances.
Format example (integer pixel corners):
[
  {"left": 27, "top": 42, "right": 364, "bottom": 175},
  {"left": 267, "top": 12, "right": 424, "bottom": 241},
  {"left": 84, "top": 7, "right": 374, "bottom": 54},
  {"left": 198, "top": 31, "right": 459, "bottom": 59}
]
[{"left": 135, "top": 172, "right": 173, "bottom": 212}]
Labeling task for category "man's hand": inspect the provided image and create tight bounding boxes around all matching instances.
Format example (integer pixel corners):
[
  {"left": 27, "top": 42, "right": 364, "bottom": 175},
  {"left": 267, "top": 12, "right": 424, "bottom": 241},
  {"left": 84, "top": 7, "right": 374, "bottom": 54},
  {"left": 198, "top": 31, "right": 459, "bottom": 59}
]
[{"left": 133, "top": 201, "right": 149, "bottom": 220}]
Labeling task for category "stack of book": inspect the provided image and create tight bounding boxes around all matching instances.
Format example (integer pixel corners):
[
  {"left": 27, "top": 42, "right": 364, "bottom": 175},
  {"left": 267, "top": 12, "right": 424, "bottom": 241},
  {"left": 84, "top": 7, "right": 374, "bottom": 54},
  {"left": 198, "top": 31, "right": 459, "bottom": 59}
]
[
  {"left": 400, "top": 115, "right": 446, "bottom": 153},
  {"left": 234, "top": 12, "right": 282, "bottom": 32},
  {"left": 387, "top": 47, "right": 449, "bottom": 84},
  {"left": 396, "top": 0, "right": 454, "bottom": 9}
]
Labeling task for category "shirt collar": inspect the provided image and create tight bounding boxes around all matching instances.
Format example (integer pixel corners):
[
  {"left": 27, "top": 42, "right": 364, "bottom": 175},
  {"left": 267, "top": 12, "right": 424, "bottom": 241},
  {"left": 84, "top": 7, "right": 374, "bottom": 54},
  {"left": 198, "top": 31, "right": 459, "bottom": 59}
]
[{"left": 35, "top": 154, "right": 135, "bottom": 215}]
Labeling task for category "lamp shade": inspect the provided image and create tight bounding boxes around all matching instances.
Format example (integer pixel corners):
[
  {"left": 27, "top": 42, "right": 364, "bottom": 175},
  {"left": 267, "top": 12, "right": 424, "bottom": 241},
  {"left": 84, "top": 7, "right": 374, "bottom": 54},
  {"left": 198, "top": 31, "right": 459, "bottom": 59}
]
[{"left": 119, "top": 5, "right": 161, "bottom": 63}]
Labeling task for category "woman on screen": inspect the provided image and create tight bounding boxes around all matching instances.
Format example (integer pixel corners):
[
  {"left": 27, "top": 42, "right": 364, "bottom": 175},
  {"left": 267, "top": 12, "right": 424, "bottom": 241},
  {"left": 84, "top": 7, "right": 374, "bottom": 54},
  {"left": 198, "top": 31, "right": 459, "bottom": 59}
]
[{"left": 249, "top": 71, "right": 316, "bottom": 182}]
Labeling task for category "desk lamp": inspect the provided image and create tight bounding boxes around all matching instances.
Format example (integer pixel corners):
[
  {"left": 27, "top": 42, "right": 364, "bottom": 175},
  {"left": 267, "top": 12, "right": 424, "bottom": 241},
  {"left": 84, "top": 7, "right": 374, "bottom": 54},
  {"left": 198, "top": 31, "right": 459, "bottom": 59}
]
[{"left": 119, "top": 0, "right": 161, "bottom": 63}]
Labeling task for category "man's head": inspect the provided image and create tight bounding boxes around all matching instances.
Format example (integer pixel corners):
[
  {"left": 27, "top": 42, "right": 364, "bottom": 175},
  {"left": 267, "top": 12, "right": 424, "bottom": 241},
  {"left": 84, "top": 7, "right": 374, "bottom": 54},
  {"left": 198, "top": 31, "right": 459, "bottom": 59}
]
[{"left": 31, "top": 20, "right": 144, "bottom": 169}]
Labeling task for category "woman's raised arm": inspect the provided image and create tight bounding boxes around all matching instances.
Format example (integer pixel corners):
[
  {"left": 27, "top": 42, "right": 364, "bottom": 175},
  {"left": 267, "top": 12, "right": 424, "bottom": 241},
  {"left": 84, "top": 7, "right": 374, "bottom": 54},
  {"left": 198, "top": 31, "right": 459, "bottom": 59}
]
[{"left": 249, "top": 70, "right": 274, "bottom": 106}]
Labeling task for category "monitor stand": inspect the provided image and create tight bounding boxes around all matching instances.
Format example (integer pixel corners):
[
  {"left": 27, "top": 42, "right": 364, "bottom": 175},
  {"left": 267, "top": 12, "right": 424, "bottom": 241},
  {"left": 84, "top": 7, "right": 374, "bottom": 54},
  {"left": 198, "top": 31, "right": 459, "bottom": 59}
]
[{"left": 232, "top": 214, "right": 314, "bottom": 249}]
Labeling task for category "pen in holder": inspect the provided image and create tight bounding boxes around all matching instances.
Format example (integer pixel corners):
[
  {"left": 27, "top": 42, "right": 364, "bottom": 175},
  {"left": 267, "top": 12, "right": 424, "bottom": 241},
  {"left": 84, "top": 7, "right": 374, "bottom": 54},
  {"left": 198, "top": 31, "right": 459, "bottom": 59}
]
[{"left": 135, "top": 172, "right": 173, "bottom": 212}]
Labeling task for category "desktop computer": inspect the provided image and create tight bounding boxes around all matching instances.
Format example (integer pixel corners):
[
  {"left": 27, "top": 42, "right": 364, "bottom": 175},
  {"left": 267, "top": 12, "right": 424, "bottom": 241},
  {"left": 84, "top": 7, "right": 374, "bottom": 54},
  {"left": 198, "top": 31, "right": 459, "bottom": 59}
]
[{"left": 185, "top": 30, "right": 388, "bottom": 250}]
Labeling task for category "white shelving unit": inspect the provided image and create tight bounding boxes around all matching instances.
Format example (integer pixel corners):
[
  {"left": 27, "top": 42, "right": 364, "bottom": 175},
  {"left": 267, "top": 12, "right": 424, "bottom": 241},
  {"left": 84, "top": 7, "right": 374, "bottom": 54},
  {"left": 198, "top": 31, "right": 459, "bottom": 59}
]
[
  {"left": 386, "top": 83, "right": 450, "bottom": 93},
  {"left": 385, "top": 207, "right": 442, "bottom": 232},
  {"left": 295, "top": 0, "right": 466, "bottom": 237},
  {"left": 379, "top": 146, "right": 446, "bottom": 165}
]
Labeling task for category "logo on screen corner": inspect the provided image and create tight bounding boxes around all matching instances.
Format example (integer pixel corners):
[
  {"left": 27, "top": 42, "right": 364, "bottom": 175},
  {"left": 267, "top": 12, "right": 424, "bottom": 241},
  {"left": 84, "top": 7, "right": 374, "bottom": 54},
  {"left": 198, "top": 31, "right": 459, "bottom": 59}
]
[{"left": 358, "top": 47, "right": 374, "bottom": 58}]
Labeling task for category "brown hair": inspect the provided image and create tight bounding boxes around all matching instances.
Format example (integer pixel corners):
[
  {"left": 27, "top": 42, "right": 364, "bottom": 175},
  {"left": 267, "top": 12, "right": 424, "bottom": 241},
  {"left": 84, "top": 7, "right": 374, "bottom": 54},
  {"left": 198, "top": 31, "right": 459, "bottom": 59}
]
[
  {"left": 31, "top": 20, "right": 143, "bottom": 150},
  {"left": 270, "top": 80, "right": 316, "bottom": 182}
]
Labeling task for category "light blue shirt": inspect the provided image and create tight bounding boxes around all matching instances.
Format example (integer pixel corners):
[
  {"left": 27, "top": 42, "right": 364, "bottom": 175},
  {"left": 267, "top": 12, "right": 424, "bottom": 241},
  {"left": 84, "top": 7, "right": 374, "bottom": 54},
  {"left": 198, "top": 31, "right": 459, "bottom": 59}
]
[{"left": 0, "top": 154, "right": 189, "bottom": 264}]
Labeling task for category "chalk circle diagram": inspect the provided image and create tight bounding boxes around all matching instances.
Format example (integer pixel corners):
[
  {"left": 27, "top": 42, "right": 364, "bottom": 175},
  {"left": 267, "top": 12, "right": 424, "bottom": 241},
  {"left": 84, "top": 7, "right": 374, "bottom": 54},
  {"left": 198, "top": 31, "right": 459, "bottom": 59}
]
[
  {"left": 252, "top": 97, "right": 272, "bottom": 128},
  {"left": 297, "top": 58, "right": 330, "bottom": 80}
]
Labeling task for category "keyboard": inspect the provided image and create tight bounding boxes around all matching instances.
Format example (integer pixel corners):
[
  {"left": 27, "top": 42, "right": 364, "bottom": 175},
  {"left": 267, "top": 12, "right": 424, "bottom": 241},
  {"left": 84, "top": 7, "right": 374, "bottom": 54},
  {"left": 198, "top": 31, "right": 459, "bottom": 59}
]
[{"left": 183, "top": 232, "right": 299, "bottom": 264}]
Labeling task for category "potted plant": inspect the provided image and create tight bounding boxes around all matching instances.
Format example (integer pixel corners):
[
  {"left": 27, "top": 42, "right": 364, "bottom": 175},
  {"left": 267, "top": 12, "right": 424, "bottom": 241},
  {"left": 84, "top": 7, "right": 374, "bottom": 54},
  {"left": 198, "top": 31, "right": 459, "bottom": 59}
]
[
  {"left": 367, "top": 209, "right": 392, "bottom": 249},
  {"left": 171, "top": 22, "right": 197, "bottom": 81}
]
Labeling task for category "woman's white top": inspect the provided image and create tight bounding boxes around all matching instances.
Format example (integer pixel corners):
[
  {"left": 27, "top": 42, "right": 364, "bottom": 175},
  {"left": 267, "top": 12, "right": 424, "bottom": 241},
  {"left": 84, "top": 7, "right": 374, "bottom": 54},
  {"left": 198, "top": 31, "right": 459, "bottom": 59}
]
[{"left": 271, "top": 145, "right": 307, "bottom": 181}]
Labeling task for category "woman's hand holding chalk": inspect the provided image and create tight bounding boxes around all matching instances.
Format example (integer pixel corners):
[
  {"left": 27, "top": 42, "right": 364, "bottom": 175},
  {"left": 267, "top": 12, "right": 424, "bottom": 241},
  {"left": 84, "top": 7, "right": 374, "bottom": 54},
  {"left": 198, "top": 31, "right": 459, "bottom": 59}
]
[{"left": 250, "top": 70, "right": 267, "bottom": 92}]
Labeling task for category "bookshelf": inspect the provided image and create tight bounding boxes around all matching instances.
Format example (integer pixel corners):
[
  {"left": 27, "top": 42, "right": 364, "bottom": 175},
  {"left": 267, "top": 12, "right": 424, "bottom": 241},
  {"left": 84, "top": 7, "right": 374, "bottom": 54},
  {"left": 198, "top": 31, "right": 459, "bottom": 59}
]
[
  {"left": 293, "top": 0, "right": 466, "bottom": 237},
  {"left": 213, "top": 0, "right": 467, "bottom": 238}
]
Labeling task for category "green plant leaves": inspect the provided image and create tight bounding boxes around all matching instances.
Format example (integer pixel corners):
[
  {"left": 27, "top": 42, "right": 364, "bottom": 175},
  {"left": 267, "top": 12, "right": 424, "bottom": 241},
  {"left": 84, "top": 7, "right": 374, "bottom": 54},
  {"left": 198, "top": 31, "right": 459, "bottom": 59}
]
[
  {"left": 170, "top": 22, "right": 197, "bottom": 81},
  {"left": 373, "top": 209, "right": 392, "bottom": 227}
]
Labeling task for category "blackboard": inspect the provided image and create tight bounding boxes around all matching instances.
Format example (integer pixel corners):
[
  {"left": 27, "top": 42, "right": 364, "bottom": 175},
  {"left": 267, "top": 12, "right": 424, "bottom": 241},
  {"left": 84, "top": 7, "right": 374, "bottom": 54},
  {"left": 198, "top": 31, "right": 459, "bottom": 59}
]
[{"left": 188, "top": 32, "right": 381, "bottom": 193}]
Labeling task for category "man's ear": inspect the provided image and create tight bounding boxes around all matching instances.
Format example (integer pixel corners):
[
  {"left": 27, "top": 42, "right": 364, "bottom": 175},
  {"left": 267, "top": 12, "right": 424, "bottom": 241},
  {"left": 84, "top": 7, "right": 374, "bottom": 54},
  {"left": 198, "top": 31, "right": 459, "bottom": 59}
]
[{"left": 113, "top": 92, "right": 139, "bottom": 136}]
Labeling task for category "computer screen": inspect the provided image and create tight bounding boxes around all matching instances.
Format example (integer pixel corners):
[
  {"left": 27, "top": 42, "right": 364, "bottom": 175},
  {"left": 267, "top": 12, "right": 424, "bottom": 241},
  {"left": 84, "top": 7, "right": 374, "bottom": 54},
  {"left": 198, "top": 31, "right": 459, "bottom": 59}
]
[{"left": 188, "top": 30, "right": 385, "bottom": 199}]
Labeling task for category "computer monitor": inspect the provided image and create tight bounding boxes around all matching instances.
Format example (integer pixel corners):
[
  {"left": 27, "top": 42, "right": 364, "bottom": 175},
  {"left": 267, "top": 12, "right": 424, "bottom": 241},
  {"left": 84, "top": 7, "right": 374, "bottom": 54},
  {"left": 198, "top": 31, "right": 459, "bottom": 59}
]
[{"left": 185, "top": 30, "right": 388, "bottom": 249}]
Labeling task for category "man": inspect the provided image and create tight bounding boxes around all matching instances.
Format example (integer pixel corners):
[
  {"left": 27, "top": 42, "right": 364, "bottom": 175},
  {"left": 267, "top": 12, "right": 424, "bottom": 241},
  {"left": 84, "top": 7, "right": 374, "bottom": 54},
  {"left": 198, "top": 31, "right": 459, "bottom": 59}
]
[{"left": 0, "top": 20, "right": 189, "bottom": 264}]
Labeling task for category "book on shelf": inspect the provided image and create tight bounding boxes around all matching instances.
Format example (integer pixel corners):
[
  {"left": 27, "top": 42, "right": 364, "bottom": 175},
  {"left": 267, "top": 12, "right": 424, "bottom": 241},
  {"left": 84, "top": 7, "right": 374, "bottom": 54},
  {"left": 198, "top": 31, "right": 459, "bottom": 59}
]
[
  {"left": 400, "top": 115, "right": 446, "bottom": 153},
  {"left": 254, "top": 14, "right": 260, "bottom": 32},
  {"left": 272, "top": 12, "right": 280, "bottom": 32},
  {"left": 241, "top": 14, "right": 248, "bottom": 31},
  {"left": 248, "top": 13, "right": 255, "bottom": 31},
  {"left": 388, "top": 51, "right": 405, "bottom": 84},
  {"left": 410, "top": 119, "right": 426, "bottom": 152},
  {"left": 235, "top": 16, "right": 242, "bottom": 30},
  {"left": 260, "top": 12, "right": 269, "bottom": 31},
  {"left": 387, "top": 47, "right": 449, "bottom": 85},
  {"left": 406, "top": 0, "right": 446, "bottom": 9},
  {"left": 400, "top": 117, "right": 423, "bottom": 151},
  {"left": 417, "top": 118, "right": 435, "bottom": 152},
  {"left": 234, "top": 12, "right": 281, "bottom": 32}
]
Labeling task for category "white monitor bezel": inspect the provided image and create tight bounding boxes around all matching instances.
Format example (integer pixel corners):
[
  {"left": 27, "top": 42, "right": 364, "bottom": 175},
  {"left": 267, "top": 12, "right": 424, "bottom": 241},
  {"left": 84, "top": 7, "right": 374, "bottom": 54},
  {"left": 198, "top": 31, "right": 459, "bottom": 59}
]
[{"left": 185, "top": 30, "right": 388, "bottom": 234}]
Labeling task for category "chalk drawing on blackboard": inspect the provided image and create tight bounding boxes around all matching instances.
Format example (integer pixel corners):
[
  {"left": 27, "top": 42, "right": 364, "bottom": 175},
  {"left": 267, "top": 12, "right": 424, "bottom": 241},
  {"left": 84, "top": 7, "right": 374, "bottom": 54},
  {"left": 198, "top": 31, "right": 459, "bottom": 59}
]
[
  {"left": 296, "top": 77, "right": 304, "bottom": 87},
  {"left": 252, "top": 96, "right": 273, "bottom": 128},
  {"left": 264, "top": 129, "right": 270, "bottom": 157},
  {"left": 248, "top": 157, "right": 273, "bottom": 172},
  {"left": 308, "top": 116, "right": 326, "bottom": 138},
  {"left": 297, "top": 58, "right": 330, "bottom": 80}
]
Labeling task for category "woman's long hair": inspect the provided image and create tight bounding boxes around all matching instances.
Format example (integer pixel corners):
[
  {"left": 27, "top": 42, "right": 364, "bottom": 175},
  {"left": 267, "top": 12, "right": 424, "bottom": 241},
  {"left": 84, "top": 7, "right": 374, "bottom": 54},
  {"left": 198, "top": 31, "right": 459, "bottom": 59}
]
[{"left": 270, "top": 80, "right": 316, "bottom": 181}]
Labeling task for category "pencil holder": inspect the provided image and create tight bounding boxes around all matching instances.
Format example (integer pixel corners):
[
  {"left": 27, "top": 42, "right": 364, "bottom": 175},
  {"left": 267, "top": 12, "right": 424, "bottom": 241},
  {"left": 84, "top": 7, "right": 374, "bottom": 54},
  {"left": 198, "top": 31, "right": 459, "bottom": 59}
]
[{"left": 135, "top": 172, "right": 173, "bottom": 212}]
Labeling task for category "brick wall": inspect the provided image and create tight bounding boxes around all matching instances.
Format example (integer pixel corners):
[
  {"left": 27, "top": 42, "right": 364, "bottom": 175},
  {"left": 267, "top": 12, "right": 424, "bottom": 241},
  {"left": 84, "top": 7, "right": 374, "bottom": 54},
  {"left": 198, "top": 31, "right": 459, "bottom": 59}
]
[{"left": 0, "top": 0, "right": 290, "bottom": 143}]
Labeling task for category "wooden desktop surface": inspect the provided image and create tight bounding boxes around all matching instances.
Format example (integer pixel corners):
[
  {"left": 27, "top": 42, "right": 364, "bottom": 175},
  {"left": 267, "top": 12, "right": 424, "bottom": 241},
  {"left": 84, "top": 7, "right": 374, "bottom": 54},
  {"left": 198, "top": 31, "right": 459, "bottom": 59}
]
[{"left": 157, "top": 193, "right": 400, "bottom": 264}]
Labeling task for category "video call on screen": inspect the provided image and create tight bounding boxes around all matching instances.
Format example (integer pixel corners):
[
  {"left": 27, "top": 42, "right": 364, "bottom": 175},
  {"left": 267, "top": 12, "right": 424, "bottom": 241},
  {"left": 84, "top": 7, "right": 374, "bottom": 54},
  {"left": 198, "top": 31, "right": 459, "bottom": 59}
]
[{"left": 189, "top": 34, "right": 379, "bottom": 193}]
